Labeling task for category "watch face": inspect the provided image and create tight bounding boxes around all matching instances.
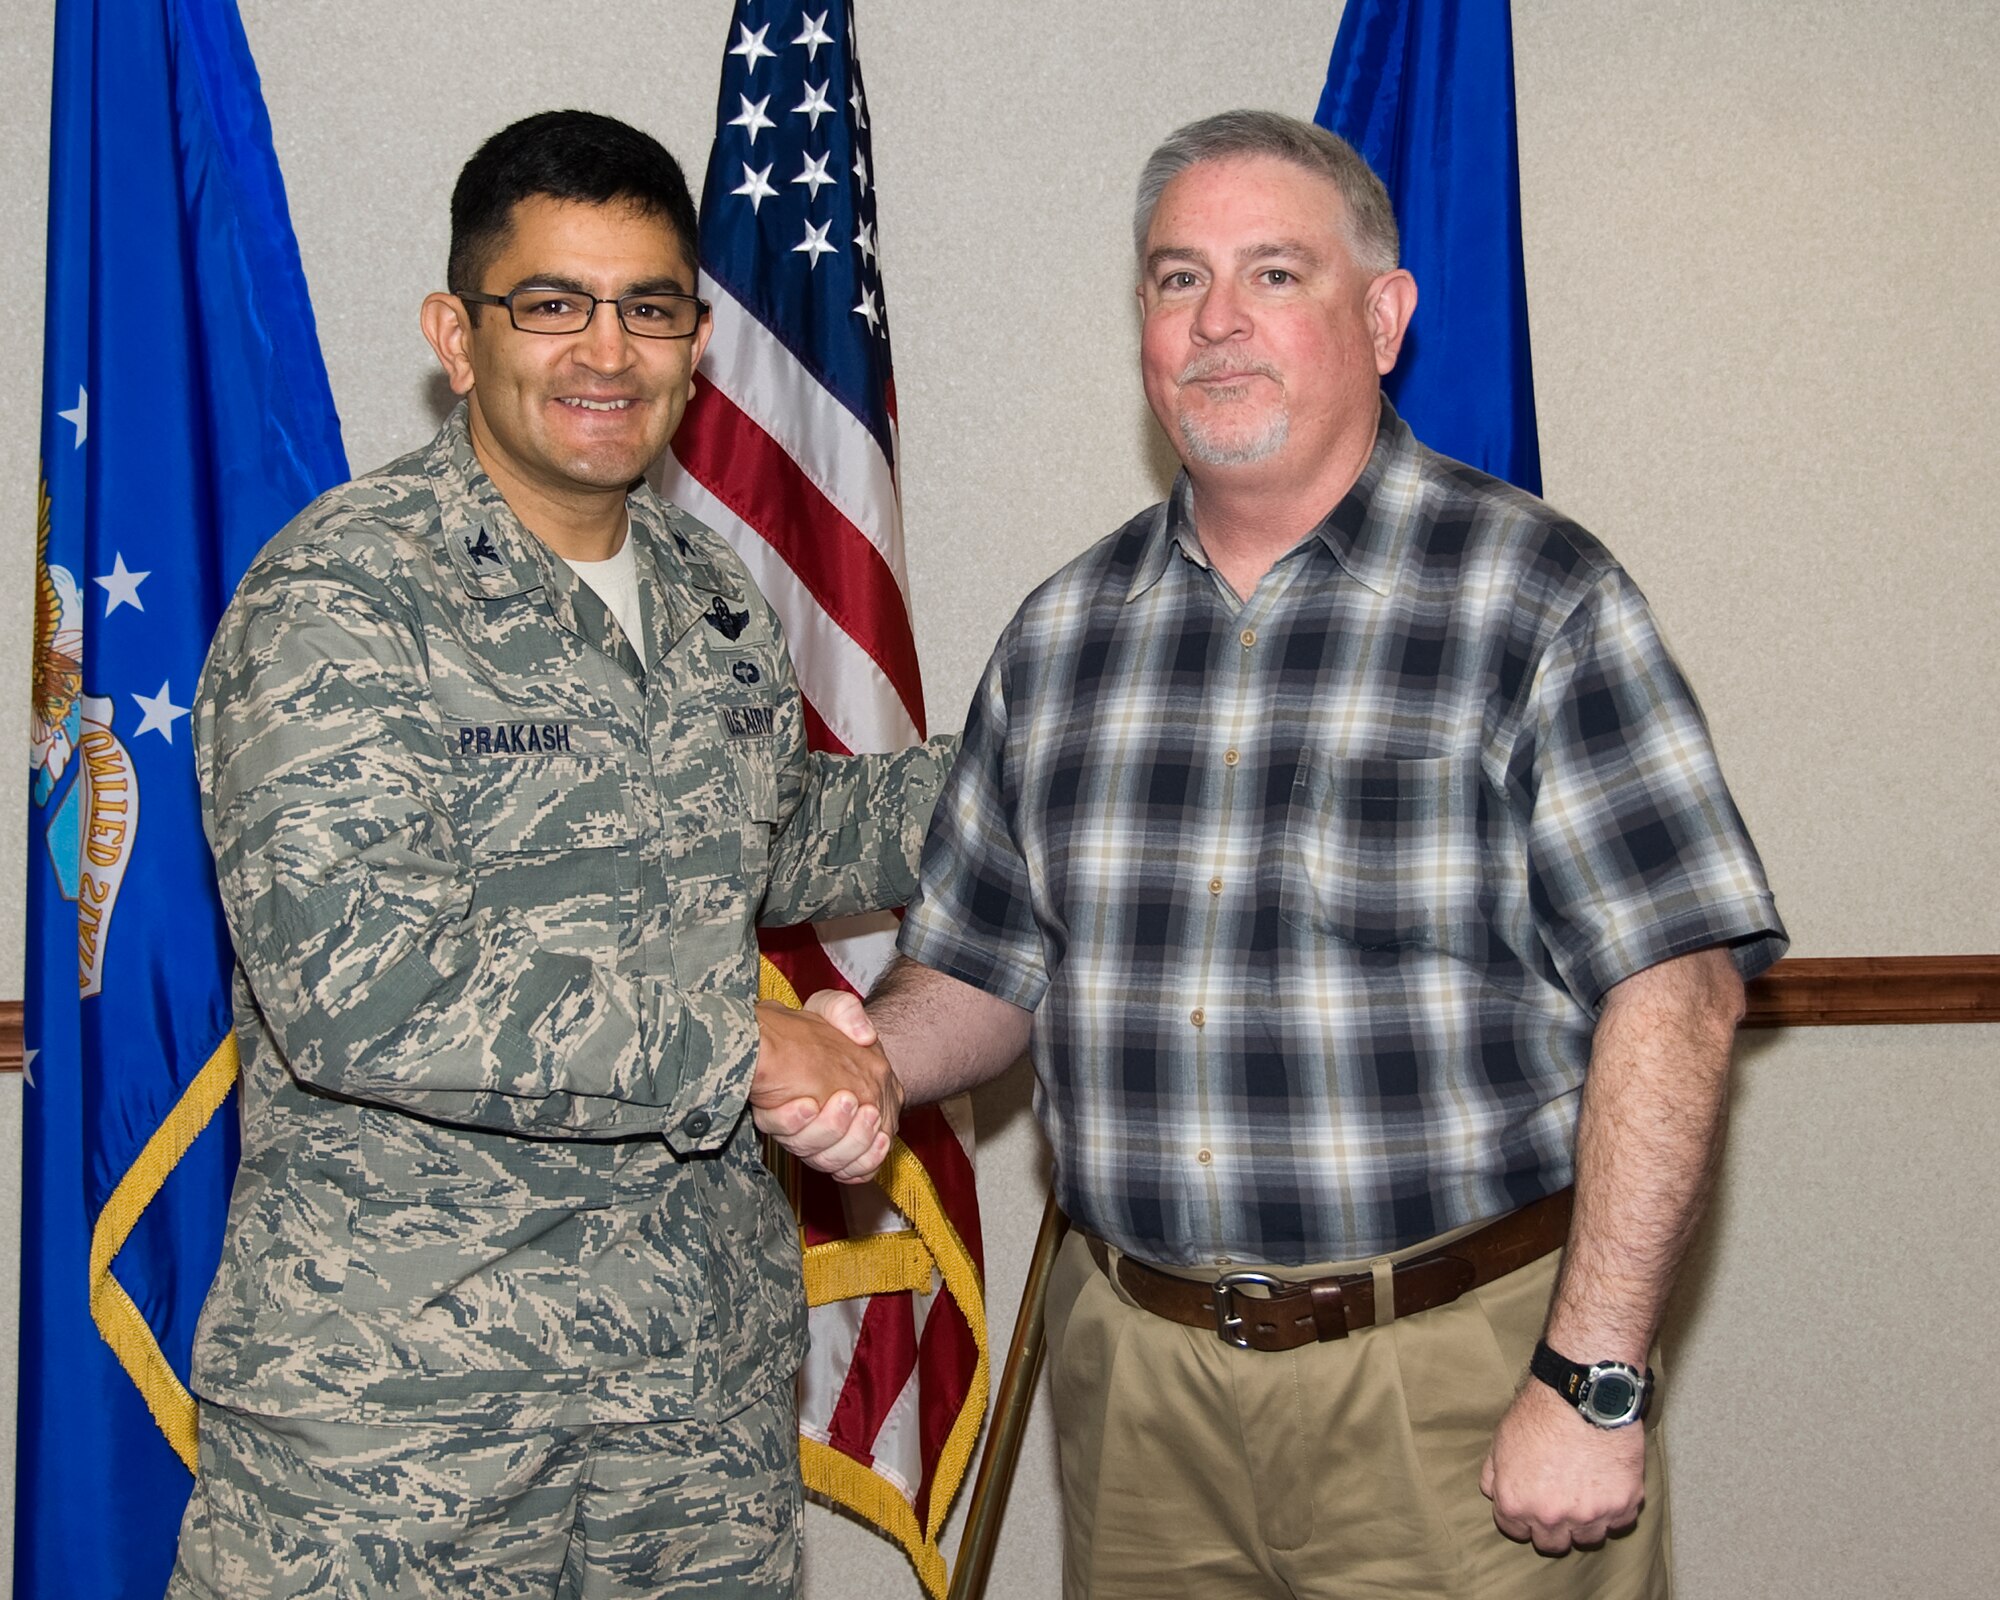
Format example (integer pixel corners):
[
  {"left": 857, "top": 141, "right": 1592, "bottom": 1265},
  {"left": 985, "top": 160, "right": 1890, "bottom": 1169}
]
[{"left": 1585, "top": 1370, "right": 1638, "bottom": 1421}]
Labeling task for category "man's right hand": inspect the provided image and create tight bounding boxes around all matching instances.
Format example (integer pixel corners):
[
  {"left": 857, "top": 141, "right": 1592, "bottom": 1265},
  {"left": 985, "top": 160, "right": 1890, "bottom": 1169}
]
[
  {"left": 749, "top": 999, "right": 902, "bottom": 1183},
  {"left": 806, "top": 989, "right": 876, "bottom": 1047}
]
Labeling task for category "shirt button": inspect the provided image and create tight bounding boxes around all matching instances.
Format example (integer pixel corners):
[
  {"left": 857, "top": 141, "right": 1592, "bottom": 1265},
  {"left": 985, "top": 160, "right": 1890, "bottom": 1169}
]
[
  {"left": 1223, "top": 748, "right": 1239, "bottom": 767},
  {"left": 1240, "top": 628, "right": 1257, "bottom": 648},
  {"left": 1197, "top": 1148, "right": 1213, "bottom": 1165},
  {"left": 1190, "top": 1007, "right": 1205, "bottom": 1028},
  {"left": 1208, "top": 876, "right": 1224, "bottom": 895},
  {"left": 681, "top": 1110, "right": 712, "bottom": 1139}
]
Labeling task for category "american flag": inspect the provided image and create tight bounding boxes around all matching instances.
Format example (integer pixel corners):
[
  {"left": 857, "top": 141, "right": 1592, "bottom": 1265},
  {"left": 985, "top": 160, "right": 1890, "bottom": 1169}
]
[{"left": 660, "top": 4, "right": 986, "bottom": 1593}]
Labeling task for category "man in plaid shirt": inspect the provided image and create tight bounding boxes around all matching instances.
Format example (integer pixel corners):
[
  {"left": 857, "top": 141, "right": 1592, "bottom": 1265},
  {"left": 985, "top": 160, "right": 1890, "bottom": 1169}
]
[{"left": 814, "top": 111, "right": 1784, "bottom": 1599}]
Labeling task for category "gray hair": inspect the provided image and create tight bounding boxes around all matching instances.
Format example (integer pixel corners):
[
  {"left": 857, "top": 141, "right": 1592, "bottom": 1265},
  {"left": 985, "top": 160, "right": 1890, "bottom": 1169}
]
[{"left": 1133, "top": 110, "right": 1399, "bottom": 276}]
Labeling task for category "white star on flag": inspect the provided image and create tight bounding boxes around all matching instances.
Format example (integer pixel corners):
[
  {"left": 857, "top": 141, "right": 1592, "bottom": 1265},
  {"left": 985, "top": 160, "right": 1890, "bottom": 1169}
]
[
  {"left": 94, "top": 552, "right": 150, "bottom": 615},
  {"left": 853, "top": 287, "right": 881, "bottom": 332},
  {"left": 733, "top": 162, "right": 778, "bottom": 213},
  {"left": 854, "top": 219, "right": 878, "bottom": 265},
  {"left": 793, "top": 11, "right": 833, "bottom": 61},
  {"left": 728, "top": 21, "right": 775, "bottom": 71},
  {"left": 792, "top": 150, "right": 835, "bottom": 201},
  {"left": 729, "top": 93, "right": 775, "bottom": 143},
  {"left": 132, "top": 679, "right": 191, "bottom": 742},
  {"left": 853, "top": 148, "right": 870, "bottom": 191},
  {"left": 849, "top": 84, "right": 868, "bottom": 130},
  {"left": 58, "top": 386, "right": 88, "bottom": 447},
  {"left": 792, "top": 79, "right": 835, "bottom": 129},
  {"left": 21, "top": 1047, "right": 36, "bottom": 1089},
  {"left": 793, "top": 218, "right": 836, "bottom": 268}
]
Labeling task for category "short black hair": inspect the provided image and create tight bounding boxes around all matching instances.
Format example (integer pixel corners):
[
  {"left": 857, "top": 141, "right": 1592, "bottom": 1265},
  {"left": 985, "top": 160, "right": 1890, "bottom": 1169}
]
[{"left": 447, "top": 110, "right": 699, "bottom": 295}]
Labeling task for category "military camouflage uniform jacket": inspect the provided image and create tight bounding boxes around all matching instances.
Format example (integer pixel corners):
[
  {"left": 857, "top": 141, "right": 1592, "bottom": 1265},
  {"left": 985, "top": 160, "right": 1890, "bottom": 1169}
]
[{"left": 190, "top": 405, "right": 951, "bottom": 1429}]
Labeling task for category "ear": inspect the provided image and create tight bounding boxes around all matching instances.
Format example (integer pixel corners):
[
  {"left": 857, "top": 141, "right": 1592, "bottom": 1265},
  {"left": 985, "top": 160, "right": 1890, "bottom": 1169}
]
[
  {"left": 421, "top": 292, "right": 479, "bottom": 397},
  {"left": 1365, "top": 269, "right": 1418, "bottom": 376},
  {"left": 687, "top": 298, "right": 715, "bottom": 373}
]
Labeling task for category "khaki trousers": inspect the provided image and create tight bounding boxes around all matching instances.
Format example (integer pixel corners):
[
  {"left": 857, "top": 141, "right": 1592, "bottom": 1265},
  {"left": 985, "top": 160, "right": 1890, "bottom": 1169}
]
[{"left": 1045, "top": 1230, "right": 1671, "bottom": 1600}]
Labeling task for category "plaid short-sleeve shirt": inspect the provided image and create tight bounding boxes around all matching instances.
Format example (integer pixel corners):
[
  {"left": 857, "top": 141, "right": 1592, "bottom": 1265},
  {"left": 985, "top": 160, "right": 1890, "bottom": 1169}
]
[{"left": 901, "top": 405, "right": 1786, "bottom": 1265}]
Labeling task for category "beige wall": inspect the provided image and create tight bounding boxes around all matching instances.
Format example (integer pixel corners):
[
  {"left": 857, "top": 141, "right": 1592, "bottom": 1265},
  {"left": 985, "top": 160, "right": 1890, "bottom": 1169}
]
[{"left": 4, "top": 2, "right": 1997, "bottom": 1595}]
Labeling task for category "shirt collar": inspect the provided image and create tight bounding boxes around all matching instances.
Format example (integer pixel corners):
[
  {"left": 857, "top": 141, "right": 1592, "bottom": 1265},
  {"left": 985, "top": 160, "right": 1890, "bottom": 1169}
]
[
  {"left": 1312, "top": 398, "right": 1427, "bottom": 597},
  {"left": 1124, "top": 476, "right": 1206, "bottom": 602},
  {"left": 1123, "top": 398, "right": 1427, "bottom": 603}
]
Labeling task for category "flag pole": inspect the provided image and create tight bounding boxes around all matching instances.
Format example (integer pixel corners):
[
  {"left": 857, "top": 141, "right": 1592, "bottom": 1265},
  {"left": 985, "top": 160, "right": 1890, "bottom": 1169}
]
[{"left": 947, "top": 1188, "right": 1068, "bottom": 1600}]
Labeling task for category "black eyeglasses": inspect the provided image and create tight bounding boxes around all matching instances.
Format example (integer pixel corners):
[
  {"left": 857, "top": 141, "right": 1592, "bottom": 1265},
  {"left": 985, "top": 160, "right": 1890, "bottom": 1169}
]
[{"left": 457, "top": 286, "right": 710, "bottom": 340}]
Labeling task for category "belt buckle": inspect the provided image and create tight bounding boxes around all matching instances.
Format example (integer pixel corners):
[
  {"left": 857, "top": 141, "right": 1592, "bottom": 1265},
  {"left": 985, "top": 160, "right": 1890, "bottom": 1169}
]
[{"left": 1210, "top": 1269, "right": 1287, "bottom": 1348}]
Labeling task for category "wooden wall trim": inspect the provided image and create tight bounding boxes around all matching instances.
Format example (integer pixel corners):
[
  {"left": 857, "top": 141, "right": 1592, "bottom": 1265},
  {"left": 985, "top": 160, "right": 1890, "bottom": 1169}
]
[
  {"left": 1739, "top": 955, "right": 2000, "bottom": 1028},
  {"left": 0, "top": 956, "right": 1995, "bottom": 1072}
]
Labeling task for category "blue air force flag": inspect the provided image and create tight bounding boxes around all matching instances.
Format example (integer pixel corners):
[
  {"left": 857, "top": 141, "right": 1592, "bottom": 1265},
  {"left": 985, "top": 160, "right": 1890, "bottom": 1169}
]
[
  {"left": 1316, "top": 0, "right": 1543, "bottom": 493},
  {"left": 19, "top": 3, "right": 346, "bottom": 1597}
]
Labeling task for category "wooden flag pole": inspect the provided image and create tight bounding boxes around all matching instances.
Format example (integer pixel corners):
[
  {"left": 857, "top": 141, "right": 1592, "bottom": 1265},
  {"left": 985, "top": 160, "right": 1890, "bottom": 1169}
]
[{"left": 946, "top": 1189, "right": 1070, "bottom": 1600}]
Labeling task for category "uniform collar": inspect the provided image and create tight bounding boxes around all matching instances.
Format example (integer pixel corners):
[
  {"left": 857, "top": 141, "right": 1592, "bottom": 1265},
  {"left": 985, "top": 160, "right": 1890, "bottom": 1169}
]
[
  {"left": 431, "top": 403, "right": 552, "bottom": 602},
  {"left": 1124, "top": 398, "right": 1426, "bottom": 603},
  {"left": 628, "top": 490, "right": 745, "bottom": 664},
  {"left": 427, "top": 402, "right": 746, "bottom": 673}
]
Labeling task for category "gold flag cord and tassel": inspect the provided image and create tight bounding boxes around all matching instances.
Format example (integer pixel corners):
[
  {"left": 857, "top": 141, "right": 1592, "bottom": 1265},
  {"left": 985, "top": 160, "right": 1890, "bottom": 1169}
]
[
  {"left": 86, "top": 1032, "right": 240, "bottom": 1473},
  {"left": 760, "top": 956, "right": 990, "bottom": 1600}
]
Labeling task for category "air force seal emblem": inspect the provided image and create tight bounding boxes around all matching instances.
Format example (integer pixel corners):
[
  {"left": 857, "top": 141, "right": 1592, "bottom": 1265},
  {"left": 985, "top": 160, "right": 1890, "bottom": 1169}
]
[
  {"left": 31, "top": 476, "right": 83, "bottom": 808},
  {"left": 33, "top": 473, "right": 139, "bottom": 998}
]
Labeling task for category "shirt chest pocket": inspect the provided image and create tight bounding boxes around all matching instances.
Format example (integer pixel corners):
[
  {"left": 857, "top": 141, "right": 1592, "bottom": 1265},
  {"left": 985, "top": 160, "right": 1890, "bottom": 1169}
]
[
  {"left": 668, "top": 700, "right": 782, "bottom": 877},
  {"left": 728, "top": 729, "right": 781, "bottom": 884},
  {"left": 1279, "top": 752, "right": 1485, "bottom": 957},
  {"left": 451, "top": 754, "right": 636, "bottom": 946}
]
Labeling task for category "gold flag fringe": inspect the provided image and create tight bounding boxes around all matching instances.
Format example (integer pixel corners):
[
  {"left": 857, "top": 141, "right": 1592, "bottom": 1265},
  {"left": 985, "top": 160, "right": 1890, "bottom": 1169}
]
[
  {"left": 759, "top": 956, "right": 990, "bottom": 1599},
  {"left": 87, "top": 1031, "right": 240, "bottom": 1473}
]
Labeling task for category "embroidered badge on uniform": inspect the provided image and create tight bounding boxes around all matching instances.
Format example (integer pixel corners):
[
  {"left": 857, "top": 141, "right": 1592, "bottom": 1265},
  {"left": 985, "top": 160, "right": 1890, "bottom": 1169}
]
[
  {"left": 464, "top": 527, "right": 503, "bottom": 566},
  {"left": 731, "top": 659, "right": 762, "bottom": 685},
  {"left": 719, "top": 705, "right": 776, "bottom": 739},
  {"left": 703, "top": 595, "right": 750, "bottom": 640},
  {"left": 455, "top": 723, "right": 576, "bottom": 755}
]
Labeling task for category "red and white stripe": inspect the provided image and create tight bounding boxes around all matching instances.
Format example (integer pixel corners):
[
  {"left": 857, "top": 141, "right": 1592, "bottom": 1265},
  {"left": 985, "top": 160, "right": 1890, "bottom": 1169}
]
[{"left": 667, "top": 278, "right": 919, "bottom": 758}]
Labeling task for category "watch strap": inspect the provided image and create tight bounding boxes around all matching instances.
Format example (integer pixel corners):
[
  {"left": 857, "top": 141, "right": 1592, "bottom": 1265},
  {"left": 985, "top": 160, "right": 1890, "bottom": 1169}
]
[
  {"left": 1530, "top": 1340, "right": 1655, "bottom": 1424},
  {"left": 1530, "top": 1338, "right": 1588, "bottom": 1402}
]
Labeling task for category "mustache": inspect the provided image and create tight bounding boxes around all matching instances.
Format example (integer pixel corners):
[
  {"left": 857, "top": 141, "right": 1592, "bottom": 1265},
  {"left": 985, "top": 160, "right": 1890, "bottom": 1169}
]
[{"left": 1176, "top": 353, "right": 1282, "bottom": 385}]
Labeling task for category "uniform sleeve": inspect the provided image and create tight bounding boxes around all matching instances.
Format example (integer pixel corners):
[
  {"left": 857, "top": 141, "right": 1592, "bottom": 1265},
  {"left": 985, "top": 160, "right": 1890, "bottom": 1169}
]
[
  {"left": 1515, "top": 569, "right": 1788, "bottom": 1010},
  {"left": 196, "top": 557, "right": 756, "bottom": 1143},
  {"left": 757, "top": 733, "right": 960, "bottom": 928},
  {"left": 895, "top": 642, "right": 1049, "bottom": 1009}
]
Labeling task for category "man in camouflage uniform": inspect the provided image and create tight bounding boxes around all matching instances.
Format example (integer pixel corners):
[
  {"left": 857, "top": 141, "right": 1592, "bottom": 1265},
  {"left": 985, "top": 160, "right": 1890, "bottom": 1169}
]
[{"left": 168, "top": 111, "right": 945, "bottom": 1598}]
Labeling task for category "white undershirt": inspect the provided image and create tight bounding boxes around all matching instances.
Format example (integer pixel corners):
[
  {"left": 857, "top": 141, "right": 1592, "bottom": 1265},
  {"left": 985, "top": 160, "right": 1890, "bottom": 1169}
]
[{"left": 562, "top": 534, "right": 647, "bottom": 667}]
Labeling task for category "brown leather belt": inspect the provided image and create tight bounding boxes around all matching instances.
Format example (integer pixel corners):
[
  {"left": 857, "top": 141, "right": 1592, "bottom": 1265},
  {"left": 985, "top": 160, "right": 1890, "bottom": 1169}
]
[{"left": 1089, "top": 1186, "right": 1573, "bottom": 1352}]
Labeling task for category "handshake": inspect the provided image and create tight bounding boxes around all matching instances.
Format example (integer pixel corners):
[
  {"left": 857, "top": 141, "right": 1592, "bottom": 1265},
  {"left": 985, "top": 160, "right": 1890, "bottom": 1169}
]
[{"left": 747, "top": 991, "right": 899, "bottom": 1184}]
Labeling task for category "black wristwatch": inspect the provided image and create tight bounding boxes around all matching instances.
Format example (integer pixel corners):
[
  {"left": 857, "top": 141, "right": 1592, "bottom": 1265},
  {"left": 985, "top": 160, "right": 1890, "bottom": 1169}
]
[{"left": 1530, "top": 1340, "right": 1654, "bottom": 1429}]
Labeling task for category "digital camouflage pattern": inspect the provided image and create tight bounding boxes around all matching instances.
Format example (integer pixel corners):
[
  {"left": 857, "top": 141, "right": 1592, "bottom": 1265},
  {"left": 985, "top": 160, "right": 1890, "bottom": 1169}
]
[
  {"left": 189, "top": 403, "right": 953, "bottom": 1430},
  {"left": 169, "top": 1393, "right": 801, "bottom": 1598}
]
